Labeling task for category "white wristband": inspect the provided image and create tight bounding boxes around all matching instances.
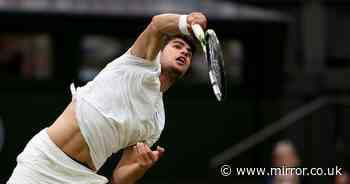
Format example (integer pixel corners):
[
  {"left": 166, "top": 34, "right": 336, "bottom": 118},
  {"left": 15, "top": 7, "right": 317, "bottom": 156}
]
[{"left": 178, "top": 15, "right": 190, "bottom": 36}]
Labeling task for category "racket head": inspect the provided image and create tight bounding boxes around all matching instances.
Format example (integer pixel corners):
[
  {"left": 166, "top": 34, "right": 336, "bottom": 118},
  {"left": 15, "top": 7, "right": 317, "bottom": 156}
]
[{"left": 205, "top": 29, "right": 226, "bottom": 102}]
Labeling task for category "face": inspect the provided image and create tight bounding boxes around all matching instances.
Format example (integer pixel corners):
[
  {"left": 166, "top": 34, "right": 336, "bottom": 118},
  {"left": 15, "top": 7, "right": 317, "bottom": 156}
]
[
  {"left": 160, "top": 38, "right": 193, "bottom": 78},
  {"left": 273, "top": 144, "right": 300, "bottom": 167},
  {"left": 335, "top": 172, "right": 349, "bottom": 184}
]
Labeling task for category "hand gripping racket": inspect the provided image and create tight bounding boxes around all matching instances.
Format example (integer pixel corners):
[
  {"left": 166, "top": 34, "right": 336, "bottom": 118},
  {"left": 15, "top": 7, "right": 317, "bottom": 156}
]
[{"left": 192, "top": 24, "right": 226, "bottom": 102}]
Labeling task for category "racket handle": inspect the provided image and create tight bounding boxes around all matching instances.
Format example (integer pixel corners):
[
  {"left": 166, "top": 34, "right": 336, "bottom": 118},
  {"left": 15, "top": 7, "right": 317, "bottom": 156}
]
[{"left": 192, "top": 24, "right": 205, "bottom": 42}]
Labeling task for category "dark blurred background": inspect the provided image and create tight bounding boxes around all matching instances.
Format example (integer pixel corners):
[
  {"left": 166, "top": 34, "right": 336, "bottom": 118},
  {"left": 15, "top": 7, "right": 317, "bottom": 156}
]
[{"left": 0, "top": 0, "right": 349, "bottom": 184}]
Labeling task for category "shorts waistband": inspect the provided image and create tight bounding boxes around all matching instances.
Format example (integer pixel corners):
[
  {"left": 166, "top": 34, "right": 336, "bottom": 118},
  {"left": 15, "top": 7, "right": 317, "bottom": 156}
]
[{"left": 35, "top": 128, "right": 95, "bottom": 173}]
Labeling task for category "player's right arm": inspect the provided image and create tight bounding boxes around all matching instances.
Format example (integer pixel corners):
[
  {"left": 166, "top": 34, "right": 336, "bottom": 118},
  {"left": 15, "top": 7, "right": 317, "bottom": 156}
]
[{"left": 129, "top": 12, "right": 207, "bottom": 62}]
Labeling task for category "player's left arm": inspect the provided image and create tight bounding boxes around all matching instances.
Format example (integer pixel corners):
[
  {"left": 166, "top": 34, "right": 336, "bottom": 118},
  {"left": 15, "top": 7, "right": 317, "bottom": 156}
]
[{"left": 111, "top": 142, "right": 165, "bottom": 184}]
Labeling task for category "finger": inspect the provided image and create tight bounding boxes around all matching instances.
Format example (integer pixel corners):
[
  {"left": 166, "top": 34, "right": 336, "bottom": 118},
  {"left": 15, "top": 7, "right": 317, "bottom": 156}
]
[
  {"left": 187, "top": 13, "right": 201, "bottom": 33},
  {"left": 157, "top": 146, "right": 165, "bottom": 155},
  {"left": 137, "top": 144, "right": 154, "bottom": 167},
  {"left": 136, "top": 142, "right": 144, "bottom": 155},
  {"left": 136, "top": 143, "right": 148, "bottom": 164},
  {"left": 190, "top": 12, "right": 207, "bottom": 29},
  {"left": 157, "top": 146, "right": 165, "bottom": 153},
  {"left": 156, "top": 146, "right": 165, "bottom": 158},
  {"left": 136, "top": 142, "right": 140, "bottom": 154},
  {"left": 151, "top": 146, "right": 165, "bottom": 161},
  {"left": 143, "top": 143, "right": 156, "bottom": 163},
  {"left": 200, "top": 13, "right": 208, "bottom": 29},
  {"left": 129, "top": 143, "right": 137, "bottom": 152},
  {"left": 138, "top": 143, "right": 151, "bottom": 161},
  {"left": 142, "top": 142, "right": 152, "bottom": 152}
]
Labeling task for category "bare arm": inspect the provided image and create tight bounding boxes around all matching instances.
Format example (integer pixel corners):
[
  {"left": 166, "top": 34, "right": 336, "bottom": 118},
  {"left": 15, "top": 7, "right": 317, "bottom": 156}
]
[
  {"left": 111, "top": 143, "right": 165, "bottom": 184},
  {"left": 130, "top": 12, "right": 207, "bottom": 61}
]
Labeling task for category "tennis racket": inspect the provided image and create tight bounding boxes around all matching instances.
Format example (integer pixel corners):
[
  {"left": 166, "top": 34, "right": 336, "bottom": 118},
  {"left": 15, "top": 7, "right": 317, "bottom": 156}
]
[{"left": 192, "top": 24, "right": 226, "bottom": 102}]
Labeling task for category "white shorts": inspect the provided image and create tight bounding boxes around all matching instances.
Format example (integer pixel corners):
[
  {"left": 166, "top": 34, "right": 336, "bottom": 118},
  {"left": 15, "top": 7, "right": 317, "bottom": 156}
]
[{"left": 7, "top": 128, "right": 108, "bottom": 184}]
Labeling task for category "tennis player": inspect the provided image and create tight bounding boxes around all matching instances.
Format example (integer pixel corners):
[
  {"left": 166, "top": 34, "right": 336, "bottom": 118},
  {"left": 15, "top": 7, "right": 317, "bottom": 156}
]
[{"left": 7, "top": 12, "right": 207, "bottom": 184}]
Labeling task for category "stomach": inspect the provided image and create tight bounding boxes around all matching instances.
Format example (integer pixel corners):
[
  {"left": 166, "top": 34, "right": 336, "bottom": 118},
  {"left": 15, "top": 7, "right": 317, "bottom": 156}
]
[{"left": 47, "top": 101, "right": 96, "bottom": 171}]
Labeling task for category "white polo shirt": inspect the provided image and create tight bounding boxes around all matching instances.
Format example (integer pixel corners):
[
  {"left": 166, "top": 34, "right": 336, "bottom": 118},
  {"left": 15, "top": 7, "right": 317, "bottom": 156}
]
[{"left": 71, "top": 51, "right": 165, "bottom": 170}]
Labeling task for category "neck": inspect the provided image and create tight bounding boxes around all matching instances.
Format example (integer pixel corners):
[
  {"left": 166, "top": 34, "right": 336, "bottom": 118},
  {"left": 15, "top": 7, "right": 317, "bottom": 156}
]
[{"left": 159, "top": 71, "right": 177, "bottom": 92}]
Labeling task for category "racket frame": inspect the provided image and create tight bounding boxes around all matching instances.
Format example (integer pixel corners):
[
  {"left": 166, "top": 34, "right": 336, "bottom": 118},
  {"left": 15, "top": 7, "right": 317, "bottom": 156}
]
[{"left": 192, "top": 24, "right": 225, "bottom": 101}]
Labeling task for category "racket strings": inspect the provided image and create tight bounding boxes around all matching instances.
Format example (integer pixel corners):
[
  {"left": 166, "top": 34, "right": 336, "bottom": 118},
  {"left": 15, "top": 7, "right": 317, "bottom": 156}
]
[
  {"left": 207, "top": 31, "right": 224, "bottom": 94},
  {"left": 192, "top": 24, "right": 226, "bottom": 101}
]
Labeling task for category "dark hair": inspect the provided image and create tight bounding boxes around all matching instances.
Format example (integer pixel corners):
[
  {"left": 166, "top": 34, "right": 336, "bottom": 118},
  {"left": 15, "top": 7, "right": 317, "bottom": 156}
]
[{"left": 162, "top": 34, "right": 197, "bottom": 54}]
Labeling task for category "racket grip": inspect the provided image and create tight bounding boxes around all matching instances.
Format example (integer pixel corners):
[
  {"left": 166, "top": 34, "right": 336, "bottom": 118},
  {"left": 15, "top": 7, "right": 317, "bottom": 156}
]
[{"left": 192, "top": 24, "right": 205, "bottom": 42}]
